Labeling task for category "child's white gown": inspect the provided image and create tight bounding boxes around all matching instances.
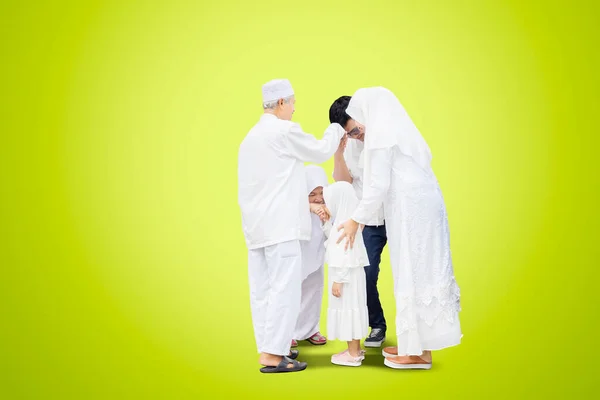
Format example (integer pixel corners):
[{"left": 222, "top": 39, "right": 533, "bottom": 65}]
[{"left": 323, "top": 182, "right": 370, "bottom": 341}]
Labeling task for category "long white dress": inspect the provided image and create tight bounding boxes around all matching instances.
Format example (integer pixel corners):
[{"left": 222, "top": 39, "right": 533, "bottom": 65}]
[
  {"left": 294, "top": 165, "right": 328, "bottom": 340},
  {"left": 322, "top": 182, "right": 370, "bottom": 341},
  {"left": 346, "top": 87, "right": 462, "bottom": 356}
]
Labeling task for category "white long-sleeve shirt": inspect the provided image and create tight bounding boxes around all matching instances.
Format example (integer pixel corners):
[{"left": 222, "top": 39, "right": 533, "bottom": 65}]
[
  {"left": 238, "top": 114, "right": 345, "bottom": 249},
  {"left": 351, "top": 148, "right": 392, "bottom": 225},
  {"left": 321, "top": 220, "right": 349, "bottom": 283},
  {"left": 342, "top": 139, "right": 385, "bottom": 226}
]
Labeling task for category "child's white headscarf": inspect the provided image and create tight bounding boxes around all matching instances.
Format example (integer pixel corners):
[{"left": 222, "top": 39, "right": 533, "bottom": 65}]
[{"left": 323, "top": 181, "right": 359, "bottom": 227}]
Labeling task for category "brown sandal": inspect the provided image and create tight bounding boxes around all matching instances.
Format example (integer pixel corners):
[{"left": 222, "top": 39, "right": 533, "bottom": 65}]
[{"left": 384, "top": 355, "right": 432, "bottom": 370}]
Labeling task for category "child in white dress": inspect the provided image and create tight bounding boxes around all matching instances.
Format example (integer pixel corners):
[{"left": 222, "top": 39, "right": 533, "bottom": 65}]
[{"left": 322, "top": 181, "right": 370, "bottom": 367}]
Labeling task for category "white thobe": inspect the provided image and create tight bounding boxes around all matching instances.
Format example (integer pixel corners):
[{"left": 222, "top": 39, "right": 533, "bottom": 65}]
[
  {"left": 238, "top": 114, "right": 345, "bottom": 249},
  {"left": 352, "top": 147, "right": 462, "bottom": 355},
  {"left": 239, "top": 114, "right": 345, "bottom": 355}
]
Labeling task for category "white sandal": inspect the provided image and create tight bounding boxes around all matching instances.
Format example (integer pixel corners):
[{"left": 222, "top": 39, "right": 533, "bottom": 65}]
[{"left": 331, "top": 349, "right": 365, "bottom": 367}]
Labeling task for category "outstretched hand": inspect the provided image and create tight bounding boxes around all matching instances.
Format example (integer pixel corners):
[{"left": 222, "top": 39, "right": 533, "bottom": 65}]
[{"left": 336, "top": 134, "right": 348, "bottom": 155}]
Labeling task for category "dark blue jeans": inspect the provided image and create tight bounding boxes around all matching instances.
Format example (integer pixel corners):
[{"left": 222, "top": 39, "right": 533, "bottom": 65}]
[{"left": 362, "top": 224, "right": 387, "bottom": 332}]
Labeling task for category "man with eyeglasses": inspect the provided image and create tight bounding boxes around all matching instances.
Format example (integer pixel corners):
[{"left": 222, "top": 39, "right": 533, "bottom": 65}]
[{"left": 328, "top": 95, "right": 388, "bottom": 348}]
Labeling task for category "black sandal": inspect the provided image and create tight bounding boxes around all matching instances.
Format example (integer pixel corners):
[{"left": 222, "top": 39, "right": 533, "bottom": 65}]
[
  {"left": 259, "top": 356, "right": 307, "bottom": 373},
  {"left": 288, "top": 349, "right": 299, "bottom": 359}
]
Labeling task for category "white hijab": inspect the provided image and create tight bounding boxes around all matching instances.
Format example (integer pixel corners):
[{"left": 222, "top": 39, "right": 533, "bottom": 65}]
[
  {"left": 323, "top": 181, "right": 359, "bottom": 227},
  {"left": 305, "top": 165, "right": 328, "bottom": 198},
  {"left": 345, "top": 87, "right": 432, "bottom": 173},
  {"left": 301, "top": 165, "right": 329, "bottom": 279}
]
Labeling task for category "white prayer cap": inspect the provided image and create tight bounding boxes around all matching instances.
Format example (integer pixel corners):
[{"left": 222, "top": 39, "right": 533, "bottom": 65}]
[{"left": 262, "top": 79, "right": 294, "bottom": 102}]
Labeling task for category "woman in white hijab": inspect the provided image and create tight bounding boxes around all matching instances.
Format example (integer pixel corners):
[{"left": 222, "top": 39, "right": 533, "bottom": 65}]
[
  {"left": 292, "top": 165, "right": 329, "bottom": 346},
  {"left": 336, "top": 87, "right": 462, "bottom": 369}
]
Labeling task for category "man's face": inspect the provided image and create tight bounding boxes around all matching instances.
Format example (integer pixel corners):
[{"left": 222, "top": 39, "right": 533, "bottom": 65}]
[
  {"left": 278, "top": 96, "right": 296, "bottom": 121},
  {"left": 344, "top": 119, "right": 365, "bottom": 142},
  {"left": 308, "top": 186, "right": 324, "bottom": 204}
]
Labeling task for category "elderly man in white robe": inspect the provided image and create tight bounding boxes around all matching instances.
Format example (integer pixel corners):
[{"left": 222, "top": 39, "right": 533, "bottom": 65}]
[
  {"left": 238, "top": 79, "right": 346, "bottom": 373},
  {"left": 292, "top": 165, "right": 331, "bottom": 347},
  {"left": 335, "top": 87, "right": 462, "bottom": 370}
]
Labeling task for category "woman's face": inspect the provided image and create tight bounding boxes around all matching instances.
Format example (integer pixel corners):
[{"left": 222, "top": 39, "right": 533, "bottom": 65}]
[
  {"left": 308, "top": 186, "right": 324, "bottom": 204},
  {"left": 344, "top": 119, "right": 365, "bottom": 142}
]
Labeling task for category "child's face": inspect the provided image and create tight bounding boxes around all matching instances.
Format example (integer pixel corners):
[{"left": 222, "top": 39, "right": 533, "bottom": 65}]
[{"left": 308, "top": 186, "right": 324, "bottom": 204}]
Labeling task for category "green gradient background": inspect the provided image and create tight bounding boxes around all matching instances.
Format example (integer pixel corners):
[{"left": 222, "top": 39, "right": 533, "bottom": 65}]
[{"left": 1, "top": 0, "right": 598, "bottom": 398}]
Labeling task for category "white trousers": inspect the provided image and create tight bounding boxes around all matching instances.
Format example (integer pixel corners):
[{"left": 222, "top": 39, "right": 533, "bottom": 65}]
[
  {"left": 293, "top": 265, "right": 324, "bottom": 340},
  {"left": 248, "top": 240, "right": 302, "bottom": 356}
]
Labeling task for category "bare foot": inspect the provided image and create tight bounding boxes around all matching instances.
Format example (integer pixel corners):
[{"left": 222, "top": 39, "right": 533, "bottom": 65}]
[
  {"left": 347, "top": 340, "right": 362, "bottom": 357},
  {"left": 259, "top": 353, "right": 296, "bottom": 369}
]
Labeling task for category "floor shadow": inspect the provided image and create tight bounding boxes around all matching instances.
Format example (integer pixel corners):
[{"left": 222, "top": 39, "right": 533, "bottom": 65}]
[
  {"left": 295, "top": 344, "right": 441, "bottom": 372},
  {"left": 296, "top": 345, "right": 388, "bottom": 369}
]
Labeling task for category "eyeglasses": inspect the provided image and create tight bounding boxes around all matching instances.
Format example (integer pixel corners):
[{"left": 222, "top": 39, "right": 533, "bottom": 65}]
[{"left": 347, "top": 126, "right": 361, "bottom": 137}]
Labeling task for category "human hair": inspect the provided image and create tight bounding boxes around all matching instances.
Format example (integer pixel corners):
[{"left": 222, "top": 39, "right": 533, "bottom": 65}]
[
  {"left": 329, "top": 95, "right": 352, "bottom": 126},
  {"left": 263, "top": 95, "right": 293, "bottom": 110}
]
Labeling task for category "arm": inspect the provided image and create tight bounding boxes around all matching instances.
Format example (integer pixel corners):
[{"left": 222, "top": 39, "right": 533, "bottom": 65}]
[
  {"left": 321, "top": 219, "right": 333, "bottom": 237},
  {"left": 332, "top": 151, "right": 353, "bottom": 183},
  {"left": 351, "top": 148, "right": 392, "bottom": 225},
  {"left": 283, "top": 123, "right": 345, "bottom": 163},
  {"left": 330, "top": 266, "right": 350, "bottom": 283}
]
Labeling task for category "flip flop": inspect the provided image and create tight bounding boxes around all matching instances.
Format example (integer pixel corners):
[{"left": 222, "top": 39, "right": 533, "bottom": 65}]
[{"left": 260, "top": 356, "right": 307, "bottom": 373}]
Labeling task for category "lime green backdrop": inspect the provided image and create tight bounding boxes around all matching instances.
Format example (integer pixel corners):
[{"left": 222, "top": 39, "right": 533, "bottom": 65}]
[{"left": 1, "top": 0, "right": 598, "bottom": 398}]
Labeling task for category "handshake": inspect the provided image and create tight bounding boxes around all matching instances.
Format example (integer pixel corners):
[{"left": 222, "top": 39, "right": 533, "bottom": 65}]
[{"left": 310, "top": 203, "right": 330, "bottom": 222}]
